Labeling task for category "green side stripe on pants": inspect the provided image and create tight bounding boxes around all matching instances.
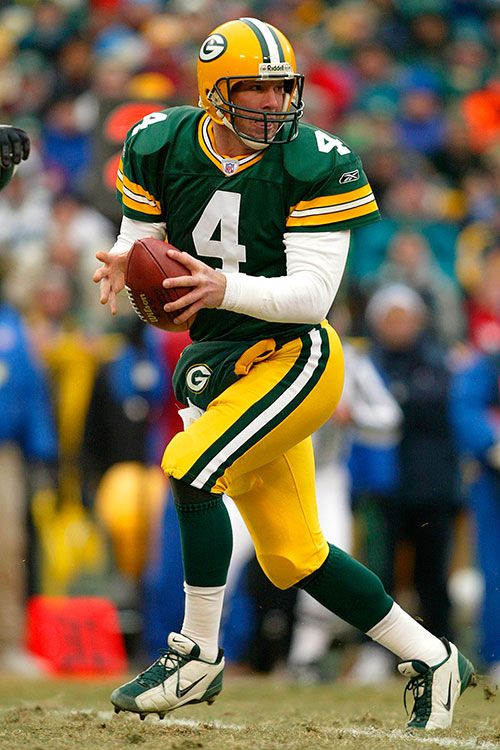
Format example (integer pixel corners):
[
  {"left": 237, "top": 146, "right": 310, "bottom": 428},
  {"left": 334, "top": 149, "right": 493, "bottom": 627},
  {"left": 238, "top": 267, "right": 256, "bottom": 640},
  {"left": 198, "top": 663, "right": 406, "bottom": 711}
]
[{"left": 182, "top": 327, "right": 330, "bottom": 491}]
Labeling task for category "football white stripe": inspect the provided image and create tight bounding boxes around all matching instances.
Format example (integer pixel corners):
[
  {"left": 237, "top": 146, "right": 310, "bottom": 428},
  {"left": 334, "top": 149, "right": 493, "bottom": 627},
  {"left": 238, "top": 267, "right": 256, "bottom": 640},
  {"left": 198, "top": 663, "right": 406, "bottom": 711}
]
[
  {"left": 246, "top": 17, "right": 281, "bottom": 63},
  {"left": 290, "top": 193, "right": 375, "bottom": 217},
  {"left": 191, "top": 329, "right": 323, "bottom": 488}
]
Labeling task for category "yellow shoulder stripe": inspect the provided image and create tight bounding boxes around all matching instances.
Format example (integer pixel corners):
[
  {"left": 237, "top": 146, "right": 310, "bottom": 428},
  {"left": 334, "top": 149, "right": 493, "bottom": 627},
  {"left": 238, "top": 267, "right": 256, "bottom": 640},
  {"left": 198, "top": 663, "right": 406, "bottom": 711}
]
[
  {"left": 290, "top": 183, "right": 373, "bottom": 213},
  {"left": 116, "top": 159, "right": 162, "bottom": 215},
  {"left": 286, "top": 200, "right": 379, "bottom": 227}
]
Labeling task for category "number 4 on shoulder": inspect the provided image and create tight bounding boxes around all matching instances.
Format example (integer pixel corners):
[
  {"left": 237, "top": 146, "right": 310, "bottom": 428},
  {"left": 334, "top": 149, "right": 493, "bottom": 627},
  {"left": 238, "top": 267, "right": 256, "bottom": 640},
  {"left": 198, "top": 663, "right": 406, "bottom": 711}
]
[{"left": 314, "top": 131, "right": 351, "bottom": 156}]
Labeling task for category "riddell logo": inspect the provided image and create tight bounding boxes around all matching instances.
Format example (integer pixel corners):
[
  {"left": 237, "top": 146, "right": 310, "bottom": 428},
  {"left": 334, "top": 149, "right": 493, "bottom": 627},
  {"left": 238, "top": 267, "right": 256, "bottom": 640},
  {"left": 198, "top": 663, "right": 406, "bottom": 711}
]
[
  {"left": 259, "top": 62, "right": 293, "bottom": 76},
  {"left": 139, "top": 293, "right": 158, "bottom": 323}
]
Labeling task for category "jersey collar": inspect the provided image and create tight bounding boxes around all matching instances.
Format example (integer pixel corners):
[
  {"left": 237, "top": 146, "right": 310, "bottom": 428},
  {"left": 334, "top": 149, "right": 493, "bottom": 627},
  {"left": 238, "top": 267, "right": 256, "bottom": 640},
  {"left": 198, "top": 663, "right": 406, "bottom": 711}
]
[{"left": 197, "top": 114, "right": 264, "bottom": 176}]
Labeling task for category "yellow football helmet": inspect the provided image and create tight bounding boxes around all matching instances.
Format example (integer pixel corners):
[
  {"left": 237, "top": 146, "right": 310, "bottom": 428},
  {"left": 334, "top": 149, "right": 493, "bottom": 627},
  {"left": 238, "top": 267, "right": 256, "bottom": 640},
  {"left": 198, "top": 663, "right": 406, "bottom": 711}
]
[{"left": 197, "top": 17, "right": 304, "bottom": 146}]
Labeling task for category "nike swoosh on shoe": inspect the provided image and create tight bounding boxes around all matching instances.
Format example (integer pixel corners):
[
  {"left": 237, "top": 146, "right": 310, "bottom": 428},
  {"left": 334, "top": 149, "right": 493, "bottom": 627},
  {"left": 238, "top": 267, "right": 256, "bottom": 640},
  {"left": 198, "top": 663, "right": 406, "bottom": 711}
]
[
  {"left": 176, "top": 673, "right": 208, "bottom": 698},
  {"left": 441, "top": 675, "right": 453, "bottom": 711}
]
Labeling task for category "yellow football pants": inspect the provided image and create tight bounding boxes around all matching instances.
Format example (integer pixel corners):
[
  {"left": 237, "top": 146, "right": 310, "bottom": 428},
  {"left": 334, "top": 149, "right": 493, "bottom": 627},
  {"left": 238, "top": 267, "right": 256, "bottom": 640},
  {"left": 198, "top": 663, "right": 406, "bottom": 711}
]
[{"left": 162, "top": 323, "right": 344, "bottom": 588}]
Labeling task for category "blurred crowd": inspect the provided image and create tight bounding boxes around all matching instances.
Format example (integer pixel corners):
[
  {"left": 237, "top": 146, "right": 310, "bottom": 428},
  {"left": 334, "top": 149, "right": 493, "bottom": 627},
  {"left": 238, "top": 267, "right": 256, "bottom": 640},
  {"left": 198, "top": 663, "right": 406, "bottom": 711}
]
[{"left": 0, "top": 0, "right": 498, "bottom": 683}]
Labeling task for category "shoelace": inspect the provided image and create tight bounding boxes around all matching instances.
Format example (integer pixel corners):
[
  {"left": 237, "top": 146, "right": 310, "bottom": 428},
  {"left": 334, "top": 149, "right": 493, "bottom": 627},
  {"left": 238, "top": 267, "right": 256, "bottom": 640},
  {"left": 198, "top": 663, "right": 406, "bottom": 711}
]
[
  {"left": 403, "top": 670, "right": 432, "bottom": 721},
  {"left": 137, "top": 649, "right": 185, "bottom": 689}
]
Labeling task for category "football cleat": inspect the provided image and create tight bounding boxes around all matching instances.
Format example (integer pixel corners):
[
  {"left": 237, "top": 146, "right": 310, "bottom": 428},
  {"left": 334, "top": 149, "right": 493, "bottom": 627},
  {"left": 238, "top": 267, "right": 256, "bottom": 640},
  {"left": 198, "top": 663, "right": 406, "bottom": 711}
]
[
  {"left": 111, "top": 632, "right": 224, "bottom": 718},
  {"left": 398, "top": 638, "right": 477, "bottom": 730}
]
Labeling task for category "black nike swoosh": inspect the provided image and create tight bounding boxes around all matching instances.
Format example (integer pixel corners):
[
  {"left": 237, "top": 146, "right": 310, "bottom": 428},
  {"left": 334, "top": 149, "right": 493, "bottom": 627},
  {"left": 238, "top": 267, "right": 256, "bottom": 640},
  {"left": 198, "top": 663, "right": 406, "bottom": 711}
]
[
  {"left": 176, "top": 673, "right": 208, "bottom": 699},
  {"left": 442, "top": 675, "right": 452, "bottom": 711}
]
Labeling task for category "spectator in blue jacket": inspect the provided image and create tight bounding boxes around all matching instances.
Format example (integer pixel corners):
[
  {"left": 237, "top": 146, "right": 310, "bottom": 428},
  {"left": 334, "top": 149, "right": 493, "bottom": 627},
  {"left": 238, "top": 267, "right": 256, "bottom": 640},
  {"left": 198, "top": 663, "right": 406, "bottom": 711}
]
[
  {"left": 450, "top": 350, "right": 500, "bottom": 683},
  {"left": 0, "top": 300, "right": 57, "bottom": 675}
]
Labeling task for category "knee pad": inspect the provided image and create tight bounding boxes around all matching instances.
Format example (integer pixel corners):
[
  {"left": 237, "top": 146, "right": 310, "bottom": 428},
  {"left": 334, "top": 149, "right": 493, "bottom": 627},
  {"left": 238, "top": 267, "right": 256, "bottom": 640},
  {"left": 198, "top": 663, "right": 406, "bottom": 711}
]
[
  {"left": 256, "top": 550, "right": 327, "bottom": 591},
  {"left": 169, "top": 476, "right": 221, "bottom": 506}
]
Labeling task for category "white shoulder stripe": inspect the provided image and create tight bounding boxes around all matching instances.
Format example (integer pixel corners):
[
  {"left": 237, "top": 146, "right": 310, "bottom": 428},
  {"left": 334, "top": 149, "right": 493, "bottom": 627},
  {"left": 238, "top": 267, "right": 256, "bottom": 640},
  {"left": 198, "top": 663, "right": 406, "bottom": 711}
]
[{"left": 290, "top": 193, "right": 375, "bottom": 217}]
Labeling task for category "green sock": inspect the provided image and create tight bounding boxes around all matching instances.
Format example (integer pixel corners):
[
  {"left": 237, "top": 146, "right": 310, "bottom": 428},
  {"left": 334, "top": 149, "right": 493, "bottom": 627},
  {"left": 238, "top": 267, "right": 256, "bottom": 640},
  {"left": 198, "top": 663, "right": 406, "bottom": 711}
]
[
  {"left": 298, "top": 544, "right": 393, "bottom": 632},
  {"left": 173, "top": 484, "right": 232, "bottom": 587}
]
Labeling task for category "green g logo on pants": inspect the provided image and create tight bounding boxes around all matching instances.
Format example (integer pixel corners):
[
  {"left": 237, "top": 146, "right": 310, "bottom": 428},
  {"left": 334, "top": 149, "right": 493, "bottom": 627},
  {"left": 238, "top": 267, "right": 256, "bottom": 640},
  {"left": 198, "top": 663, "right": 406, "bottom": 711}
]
[{"left": 186, "top": 364, "right": 212, "bottom": 393}]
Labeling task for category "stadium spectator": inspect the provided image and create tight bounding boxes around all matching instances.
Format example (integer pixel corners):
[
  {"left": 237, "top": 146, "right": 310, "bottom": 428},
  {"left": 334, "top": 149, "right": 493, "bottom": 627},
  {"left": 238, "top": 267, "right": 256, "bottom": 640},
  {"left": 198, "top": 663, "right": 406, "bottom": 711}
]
[
  {"left": 369, "top": 229, "right": 465, "bottom": 346},
  {"left": 81, "top": 315, "right": 169, "bottom": 496},
  {"left": 287, "top": 339, "right": 403, "bottom": 683},
  {"left": 465, "top": 243, "right": 500, "bottom": 355},
  {"left": 0, "top": 300, "right": 57, "bottom": 675},
  {"left": 364, "top": 284, "right": 461, "bottom": 643},
  {"left": 450, "top": 348, "right": 500, "bottom": 684}
]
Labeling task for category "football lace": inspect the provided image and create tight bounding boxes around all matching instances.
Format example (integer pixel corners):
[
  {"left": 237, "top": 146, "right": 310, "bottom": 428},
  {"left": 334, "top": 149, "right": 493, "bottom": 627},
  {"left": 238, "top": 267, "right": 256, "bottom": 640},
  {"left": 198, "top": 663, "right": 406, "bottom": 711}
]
[{"left": 125, "top": 285, "right": 148, "bottom": 323}]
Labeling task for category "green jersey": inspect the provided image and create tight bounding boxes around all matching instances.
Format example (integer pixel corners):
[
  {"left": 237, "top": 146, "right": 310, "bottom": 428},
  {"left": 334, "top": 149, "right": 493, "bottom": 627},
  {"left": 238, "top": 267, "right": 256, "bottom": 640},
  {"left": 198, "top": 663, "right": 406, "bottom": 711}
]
[{"left": 117, "top": 105, "right": 380, "bottom": 344}]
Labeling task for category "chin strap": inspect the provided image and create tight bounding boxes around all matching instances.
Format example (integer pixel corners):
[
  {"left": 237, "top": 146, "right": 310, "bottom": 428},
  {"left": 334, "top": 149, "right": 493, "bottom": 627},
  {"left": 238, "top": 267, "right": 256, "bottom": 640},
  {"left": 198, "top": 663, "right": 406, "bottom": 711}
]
[{"left": 220, "top": 114, "right": 271, "bottom": 151}]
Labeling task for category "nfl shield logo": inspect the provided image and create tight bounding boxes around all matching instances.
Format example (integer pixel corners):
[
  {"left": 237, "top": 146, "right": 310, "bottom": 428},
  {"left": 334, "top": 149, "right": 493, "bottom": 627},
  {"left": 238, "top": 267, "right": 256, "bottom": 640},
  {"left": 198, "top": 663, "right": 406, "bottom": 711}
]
[{"left": 222, "top": 159, "right": 238, "bottom": 176}]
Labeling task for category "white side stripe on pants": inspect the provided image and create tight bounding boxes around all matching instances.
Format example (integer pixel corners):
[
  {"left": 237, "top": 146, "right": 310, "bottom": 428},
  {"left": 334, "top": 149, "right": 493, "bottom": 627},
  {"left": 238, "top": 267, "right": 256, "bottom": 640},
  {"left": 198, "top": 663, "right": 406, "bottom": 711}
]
[{"left": 191, "top": 329, "right": 324, "bottom": 489}]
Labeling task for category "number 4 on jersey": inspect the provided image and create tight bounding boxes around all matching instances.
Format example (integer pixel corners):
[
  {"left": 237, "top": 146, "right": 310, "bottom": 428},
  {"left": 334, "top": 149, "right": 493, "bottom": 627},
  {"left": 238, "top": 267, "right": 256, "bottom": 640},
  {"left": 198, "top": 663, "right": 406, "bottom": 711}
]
[
  {"left": 314, "top": 131, "right": 351, "bottom": 155},
  {"left": 192, "top": 190, "right": 246, "bottom": 273}
]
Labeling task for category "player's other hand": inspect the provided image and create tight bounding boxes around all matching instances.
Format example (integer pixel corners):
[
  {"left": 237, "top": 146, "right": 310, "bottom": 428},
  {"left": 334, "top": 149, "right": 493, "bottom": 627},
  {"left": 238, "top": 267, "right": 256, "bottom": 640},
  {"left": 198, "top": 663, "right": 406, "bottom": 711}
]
[
  {"left": 0, "top": 126, "right": 30, "bottom": 169},
  {"left": 162, "top": 246, "right": 227, "bottom": 325},
  {"left": 93, "top": 250, "right": 129, "bottom": 315}
]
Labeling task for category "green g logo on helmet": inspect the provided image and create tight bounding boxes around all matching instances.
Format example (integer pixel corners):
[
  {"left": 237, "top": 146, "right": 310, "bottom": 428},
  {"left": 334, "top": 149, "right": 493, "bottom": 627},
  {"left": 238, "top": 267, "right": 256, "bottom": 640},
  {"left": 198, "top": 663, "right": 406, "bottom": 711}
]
[{"left": 199, "top": 34, "right": 227, "bottom": 62}]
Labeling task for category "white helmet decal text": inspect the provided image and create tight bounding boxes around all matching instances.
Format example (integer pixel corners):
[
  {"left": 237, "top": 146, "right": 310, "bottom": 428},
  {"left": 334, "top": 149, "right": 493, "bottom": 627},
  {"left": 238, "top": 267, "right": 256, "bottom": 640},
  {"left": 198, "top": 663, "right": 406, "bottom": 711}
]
[{"left": 258, "top": 62, "right": 293, "bottom": 78}]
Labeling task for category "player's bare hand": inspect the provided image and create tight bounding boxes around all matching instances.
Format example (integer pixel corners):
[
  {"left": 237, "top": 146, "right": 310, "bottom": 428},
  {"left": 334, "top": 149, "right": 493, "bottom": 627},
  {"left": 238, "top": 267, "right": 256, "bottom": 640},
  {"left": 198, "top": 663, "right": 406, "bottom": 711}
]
[
  {"left": 93, "top": 250, "right": 129, "bottom": 315},
  {"left": 162, "top": 247, "right": 227, "bottom": 324}
]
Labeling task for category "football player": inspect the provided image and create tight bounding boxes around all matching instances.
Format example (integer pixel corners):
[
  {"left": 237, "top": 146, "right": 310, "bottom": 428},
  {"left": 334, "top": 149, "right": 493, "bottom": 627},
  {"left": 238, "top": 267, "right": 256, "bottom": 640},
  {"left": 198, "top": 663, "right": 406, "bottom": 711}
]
[
  {"left": 0, "top": 126, "right": 30, "bottom": 190},
  {"left": 94, "top": 17, "right": 475, "bottom": 729}
]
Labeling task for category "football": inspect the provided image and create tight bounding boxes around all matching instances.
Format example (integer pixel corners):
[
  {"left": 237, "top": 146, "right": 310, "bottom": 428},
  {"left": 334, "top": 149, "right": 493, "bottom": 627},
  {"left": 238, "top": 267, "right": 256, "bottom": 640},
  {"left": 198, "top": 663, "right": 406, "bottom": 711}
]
[{"left": 124, "top": 237, "right": 195, "bottom": 331}]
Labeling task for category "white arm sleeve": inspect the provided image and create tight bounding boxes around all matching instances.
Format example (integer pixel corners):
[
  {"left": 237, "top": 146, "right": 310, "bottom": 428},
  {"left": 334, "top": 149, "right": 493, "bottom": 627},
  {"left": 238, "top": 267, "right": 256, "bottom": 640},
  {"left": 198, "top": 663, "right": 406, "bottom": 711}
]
[
  {"left": 109, "top": 216, "right": 167, "bottom": 254},
  {"left": 220, "top": 230, "right": 350, "bottom": 323}
]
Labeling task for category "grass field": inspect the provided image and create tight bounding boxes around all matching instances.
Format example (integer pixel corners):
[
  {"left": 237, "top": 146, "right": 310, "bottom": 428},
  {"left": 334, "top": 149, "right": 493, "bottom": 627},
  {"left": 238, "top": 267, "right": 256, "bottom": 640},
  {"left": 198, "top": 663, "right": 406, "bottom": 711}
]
[{"left": 0, "top": 671, "right": 498, "bottom": 750}]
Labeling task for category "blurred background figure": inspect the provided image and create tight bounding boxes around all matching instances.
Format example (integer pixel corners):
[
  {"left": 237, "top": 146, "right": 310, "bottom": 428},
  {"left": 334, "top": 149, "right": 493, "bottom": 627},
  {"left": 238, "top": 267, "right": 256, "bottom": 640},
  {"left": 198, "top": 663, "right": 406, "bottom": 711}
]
[
  {"left": 368, "top": 230, "right": 465, "bottom": 346},
  {"left": 0, "top": 123, "right": 57, "bottom": 676},
  {"left": 82, "top": 314, "right": 170, "bottom": 656},
  {"left": 82, "top": 315, "right": 169, "bottom": 497},
  {"left": 350, "top": 284, "right": 461, "bottom": 680},
  {"left": 0, "top": 296, "right": 57, "bottom": 675},
  {"left": 451, "top": 244, "right": 500, "bottom": 684},
  {"left": 464, "top": 243, "right": 500, "bottom": 356},
  {"left": 450, "top": 346, "right": 500, "bottom": 684},
  {"left": 287, "top": 338, "right": 402, "bottom": 684}
]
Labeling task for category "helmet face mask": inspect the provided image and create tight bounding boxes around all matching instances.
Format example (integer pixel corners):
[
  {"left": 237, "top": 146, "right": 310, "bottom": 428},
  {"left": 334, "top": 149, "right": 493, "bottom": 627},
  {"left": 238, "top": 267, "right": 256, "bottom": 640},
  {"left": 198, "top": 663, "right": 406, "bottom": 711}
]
[
  {"left": 198, "top": 18, "right": 305, "bottom": 147},
  {"left": 209, "top": 74, "right": 304, "bottom": 145}
]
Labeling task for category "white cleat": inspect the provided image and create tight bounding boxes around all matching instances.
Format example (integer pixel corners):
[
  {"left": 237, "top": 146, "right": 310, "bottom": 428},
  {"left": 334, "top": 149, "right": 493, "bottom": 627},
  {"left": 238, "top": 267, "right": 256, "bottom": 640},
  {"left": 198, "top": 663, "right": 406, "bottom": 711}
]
[
  {"left": 398, "top": 638, "right": 477, "bottom": 730},
  {"left": 111, "top": 632, "right": 224, "bottom": 719}
]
